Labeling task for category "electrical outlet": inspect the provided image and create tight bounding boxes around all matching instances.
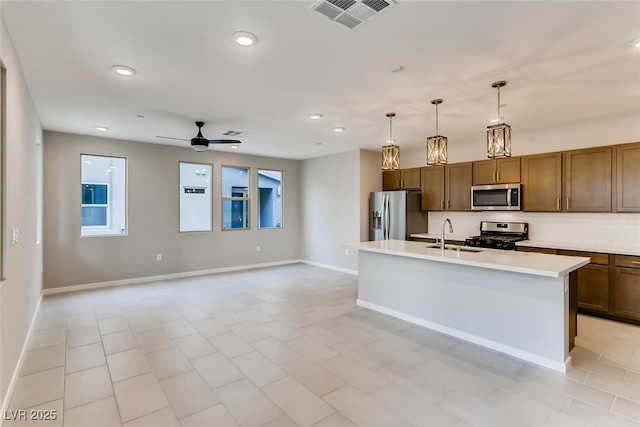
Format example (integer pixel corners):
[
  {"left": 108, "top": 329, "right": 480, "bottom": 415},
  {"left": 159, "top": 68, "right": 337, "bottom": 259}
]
[
  {"left": 256, "top": 245, "right": 261, "bottom": 252},
  {"left": 156, "top": 253, "right": 162, "bottom": 261}
]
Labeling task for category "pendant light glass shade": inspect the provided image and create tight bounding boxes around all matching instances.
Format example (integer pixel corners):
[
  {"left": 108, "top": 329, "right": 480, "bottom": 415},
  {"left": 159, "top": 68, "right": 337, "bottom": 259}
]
[
  {"left": 486, "top": 81, "right": 512, "bottom": 158},
  {"left": 382, "top": 112, "right": 400, "bottom": 170},
  {"left": 426, "top": 99, "right": 448, "bottom": 165}
]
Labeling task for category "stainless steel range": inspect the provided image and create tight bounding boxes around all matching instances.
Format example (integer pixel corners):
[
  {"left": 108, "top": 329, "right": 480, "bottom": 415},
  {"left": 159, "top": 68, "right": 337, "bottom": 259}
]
[{"left": 465, "top": 221, "right": 528, "bottom": 250}]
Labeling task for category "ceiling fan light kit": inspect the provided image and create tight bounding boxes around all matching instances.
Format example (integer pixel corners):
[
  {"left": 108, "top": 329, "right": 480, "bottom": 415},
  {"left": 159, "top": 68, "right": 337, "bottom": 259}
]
[
  {"left": 426, "top": 99, "right": 448, "bottom": 166},
  {"left": 486, "top": 80, "right": 512, "bottom": 159}
]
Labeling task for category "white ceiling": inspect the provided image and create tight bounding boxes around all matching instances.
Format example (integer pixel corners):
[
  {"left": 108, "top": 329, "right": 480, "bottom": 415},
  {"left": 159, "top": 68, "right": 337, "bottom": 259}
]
[{"left": 2, "top": 1, "right": 639, "bottom": 160}]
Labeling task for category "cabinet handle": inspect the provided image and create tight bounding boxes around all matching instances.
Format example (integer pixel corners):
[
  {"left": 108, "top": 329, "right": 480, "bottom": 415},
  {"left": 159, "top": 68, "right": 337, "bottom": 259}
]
[
  {"left": 397, "top": 179, "right": 400, "bottom": 188},
  {"left": 497, "top": 171, "right": 500, "bottom": 182},
  {"left": 632, "top": 261, "right": 640, "bottom": 265},
  {"left": 401, "top": 179, "right": 404, "bottom": 188},
  {"left": 566, "top": 198, "right": 570, "bottom": 210},
  {"left": 492, "top": 171, "right": 496, "bottom": 183},
  {"left": 557, "top": 198, "right": 560, "bottom": 211}
]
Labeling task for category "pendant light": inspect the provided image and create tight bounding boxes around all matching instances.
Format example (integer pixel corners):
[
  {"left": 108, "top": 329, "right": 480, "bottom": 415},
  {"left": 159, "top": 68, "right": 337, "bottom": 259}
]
[
  {"left": 426, "top": 99, "right": 448, "bottom": 165},
  {"left": 382, "top": 112, "right": 400, "bottom": 170},
  {"left": 486, "top": 81, "right": 512, "bottom": 158}
]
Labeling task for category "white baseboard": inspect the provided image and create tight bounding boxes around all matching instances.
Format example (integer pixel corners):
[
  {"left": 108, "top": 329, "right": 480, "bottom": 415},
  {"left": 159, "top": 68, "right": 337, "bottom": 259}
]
[
  {"left": 300, "top": 260, "right": 358, "bottom": 276},
  {"left": 356, "top": 299, "right": 570, "bottom": 374},
  {"left": 1, "top": 293, "right": 43, "bottom": 426},
  {"left": 42, "top": 259, "right": 305, "bottom": 295}
]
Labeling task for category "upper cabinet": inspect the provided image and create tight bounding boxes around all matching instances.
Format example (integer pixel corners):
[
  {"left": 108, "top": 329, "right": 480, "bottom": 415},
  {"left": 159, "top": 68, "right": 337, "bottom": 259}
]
[
  {"left": 382, "top": 168, "right": 421, "bottom": 190},
  {"left": 616, "top": 142, "right": 640, "bottom": 212},
  {"left": 522, "top": 152, "right": 562, "bottom": 212},
  {"left": 564, "top": 146, "right": 612, "bottom": 212},
  {"left": 382, "top": 170, "right": 400, "bottom": 190},
  {"left": 420, "top": 166, "right": 445, "bottom": 211},
  {"left": 401, "top": 168, "right": 421, "bottom": 190},
  {"left": 446, "top": 162, "right": 473, "bottom": 211},
  {"left": 473, "top": 157, "right": 521, "bottom": 185}
]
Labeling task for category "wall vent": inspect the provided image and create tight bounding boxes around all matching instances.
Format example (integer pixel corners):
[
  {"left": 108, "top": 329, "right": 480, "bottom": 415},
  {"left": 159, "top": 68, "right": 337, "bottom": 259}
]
[{"left": 310, "top": 0, "right": 396, "bottom": 29}]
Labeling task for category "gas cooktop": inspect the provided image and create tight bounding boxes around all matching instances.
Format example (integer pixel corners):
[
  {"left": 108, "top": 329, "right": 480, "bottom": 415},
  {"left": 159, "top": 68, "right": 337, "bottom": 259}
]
[{"left": 465, "top": 221, "right": 529, "bottom": 250}]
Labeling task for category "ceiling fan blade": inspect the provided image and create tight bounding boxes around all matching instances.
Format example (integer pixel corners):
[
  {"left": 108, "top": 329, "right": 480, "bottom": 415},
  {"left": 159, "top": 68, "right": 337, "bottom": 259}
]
[
  {"left": 156, "top": 135, "right": 189, "bottom": 141},
  {"left": 209, "top": 139, "right": 241, "bottom": 144}
]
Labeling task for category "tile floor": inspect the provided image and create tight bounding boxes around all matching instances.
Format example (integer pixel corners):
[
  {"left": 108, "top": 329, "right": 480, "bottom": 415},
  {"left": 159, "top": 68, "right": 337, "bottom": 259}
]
[{"left": 4, "top": 263, "right": 640, "bottom": 426}]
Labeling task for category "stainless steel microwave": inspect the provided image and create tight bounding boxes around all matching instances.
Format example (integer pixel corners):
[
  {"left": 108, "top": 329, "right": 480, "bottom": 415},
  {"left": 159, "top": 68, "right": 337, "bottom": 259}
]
[{"left": 471, "top": 183, "right": 521, "bottom": 211}]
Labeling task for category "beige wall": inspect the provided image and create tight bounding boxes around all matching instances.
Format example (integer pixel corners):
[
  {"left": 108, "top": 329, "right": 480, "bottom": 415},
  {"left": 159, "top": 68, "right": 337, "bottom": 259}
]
[
  {"left": 0, "top": 15, "right": 44, "bottom": 411},
  {"left": 43, "top": 131, "right": 300, "bottom": 289}
]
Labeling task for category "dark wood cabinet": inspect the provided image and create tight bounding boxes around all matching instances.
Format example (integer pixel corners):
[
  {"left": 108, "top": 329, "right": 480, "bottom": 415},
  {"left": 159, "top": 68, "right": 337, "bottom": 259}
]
[
  {"left": 612, "top": 255, "right": 640, "bottom": 320},
  {"left": 522, "top": 152, "right": 562, "bottom": 212},
  {"left": 446, "top": 162, "right": 472, "bottom": 211},
  {"left": 564, "top": 146, "right": 612, "bottom": 212},
  {"left": 473, "top": 157, "right": 521, "bottom": 185},
  {"left": 517, "top": 246, "right": 558, "bottom": 255},
  {"left": 382, "top": 170, "right": 400, "bottom": 190},
  {"left": 559, "top": 250, "right": 610, "bottom": 314},
  {"left": 401, "top": 168, "right": 421, "bottom": 190},
  {"left": 616, "top": 142, "right": 640, "bottom": 212},
  {"left": 420, "top": 166, "right": 445, "bottom": 211}
]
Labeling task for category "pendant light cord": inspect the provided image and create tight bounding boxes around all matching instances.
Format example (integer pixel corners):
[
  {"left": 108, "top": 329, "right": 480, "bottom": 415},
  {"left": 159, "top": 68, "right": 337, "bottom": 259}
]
[
  {"left": 435, "top": 103, "right": 439, "bottom": 135},
  {"left": 389, "top": 115, "right": 393, "bottom": 144},
  {"left": 497, "top": 86, "right": 501, "bottom": 121}
]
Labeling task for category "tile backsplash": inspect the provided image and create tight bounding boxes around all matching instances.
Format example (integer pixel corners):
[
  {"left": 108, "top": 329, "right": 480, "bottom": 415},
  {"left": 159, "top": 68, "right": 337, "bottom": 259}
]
[{"left": 428, "top": 211, "right": 640, "bottom": 250}]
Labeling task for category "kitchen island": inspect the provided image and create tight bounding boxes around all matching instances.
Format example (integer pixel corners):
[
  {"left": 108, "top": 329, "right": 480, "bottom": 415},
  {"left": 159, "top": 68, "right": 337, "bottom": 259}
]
[{"left": 350, "top": 240, "right": 590, "bottom": 373}]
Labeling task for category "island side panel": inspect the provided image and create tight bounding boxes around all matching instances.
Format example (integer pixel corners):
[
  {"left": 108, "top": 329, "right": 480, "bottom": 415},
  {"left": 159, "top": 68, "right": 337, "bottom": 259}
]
[{"left": 357, "top": 250, "right": 570, "bottom": 372}]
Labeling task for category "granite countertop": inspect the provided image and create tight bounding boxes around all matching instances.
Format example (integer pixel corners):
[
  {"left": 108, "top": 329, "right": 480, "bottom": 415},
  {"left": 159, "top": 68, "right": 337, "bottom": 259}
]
[{"left": 350, "top": 240, "right": 590, "bottom": 278}]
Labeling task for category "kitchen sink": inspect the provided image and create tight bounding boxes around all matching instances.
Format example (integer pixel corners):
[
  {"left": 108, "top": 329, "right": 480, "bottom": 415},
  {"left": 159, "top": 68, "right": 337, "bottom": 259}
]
[{"left": 425, "top": 244, "right": 484, "bottom": 253}]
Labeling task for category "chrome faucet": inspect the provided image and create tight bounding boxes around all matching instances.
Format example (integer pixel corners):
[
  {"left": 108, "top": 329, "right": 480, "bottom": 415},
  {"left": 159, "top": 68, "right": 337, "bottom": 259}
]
[{"left": 441, "top": 218, "right": 453, "bottom": 250}]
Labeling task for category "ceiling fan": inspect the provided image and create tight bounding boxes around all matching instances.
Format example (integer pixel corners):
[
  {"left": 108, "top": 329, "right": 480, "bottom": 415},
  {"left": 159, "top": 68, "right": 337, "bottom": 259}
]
[{"left": 156, "top": 121, "right": 242, "bottom": 152}]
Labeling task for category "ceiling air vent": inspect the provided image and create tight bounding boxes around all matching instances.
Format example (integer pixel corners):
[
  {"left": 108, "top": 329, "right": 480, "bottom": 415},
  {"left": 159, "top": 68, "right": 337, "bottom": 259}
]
[
  {"left": 310, "top": 0, "right": 396, "bottom": 29},
  {"left": 222, "top": 130, "right": 247, "bottom": 137}
]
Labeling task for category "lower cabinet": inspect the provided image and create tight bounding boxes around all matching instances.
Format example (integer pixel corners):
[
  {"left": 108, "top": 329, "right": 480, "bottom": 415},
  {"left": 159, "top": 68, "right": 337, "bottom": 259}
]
[
  {"left": 519, "top": 247, "right": 639, "bottom": 325},
  {"left": 559, "top": 250, "right": 610, "bottom": 314},
  {"left": 612, "top": 256, "right": 640, "bottom": 321}
]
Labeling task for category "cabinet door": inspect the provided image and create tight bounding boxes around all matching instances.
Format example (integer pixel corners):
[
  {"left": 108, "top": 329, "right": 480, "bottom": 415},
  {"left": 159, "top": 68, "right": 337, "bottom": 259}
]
[
  {"left": 616, "top": 142, "right": 640, "bottom": 212},
  {"left": 517, "top": 246, "right": 558, "bottom": 255},
  {"left": 401, "top": 168, "right": 421, "bottom": 190},
  {"left": 575, "top": 264, "right": 610, "bottom": 313},
  {"left": 446, "top": 162, "right": 472, "bottom": 211},
  {"left": 382, "top": 170, "right": 400, "bottom": 190},
  {"left": 420, "top": 166, "right": 445, "bottom": 211},
  {"left": 472, "top": 160, "right": 496, "bottom": 185},
  {"left": 564, "top": 146, "right": 612, "bottom": 212},
  {"left": 496, "top": 157, "right": 521, "bottom": 183},
  {"left": 613, "top": 267, "right": 640, "bottom": 320},
  {"left": 522, "top": 152, "right": 562, "bottom": 212}
]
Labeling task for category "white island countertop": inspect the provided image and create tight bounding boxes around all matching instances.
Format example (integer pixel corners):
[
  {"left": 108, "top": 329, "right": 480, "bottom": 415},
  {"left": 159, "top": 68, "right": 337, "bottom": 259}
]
[{"left": 350, "top": 240, "right": 590, "bottom": 278}]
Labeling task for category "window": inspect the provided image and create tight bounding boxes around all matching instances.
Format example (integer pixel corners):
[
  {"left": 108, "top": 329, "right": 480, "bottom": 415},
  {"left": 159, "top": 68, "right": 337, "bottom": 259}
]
[
  {"left": 179, "top": 162, "right": 212, "bottom": 232},
  {"left": 81, "top": 154, "right": 126, "bottom": 236},
  {"left": 222, "top": 166, "right": 249, "bottom": 230},
  {"left": 258, "top": 169, "right": 282, "bottom": 228}
]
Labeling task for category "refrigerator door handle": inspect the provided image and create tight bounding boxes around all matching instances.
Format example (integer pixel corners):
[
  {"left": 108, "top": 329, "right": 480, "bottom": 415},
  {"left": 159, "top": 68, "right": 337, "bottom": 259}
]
[
  {"left": 383, "top": 194, "right": 387, "bottom": 239},
  {"left": 384, "top": 194, "right": 390, "bottom": 240}
]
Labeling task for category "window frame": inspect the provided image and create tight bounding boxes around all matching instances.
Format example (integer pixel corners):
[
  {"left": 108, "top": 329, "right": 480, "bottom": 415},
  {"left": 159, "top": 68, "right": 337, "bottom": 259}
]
[
  {"left": 80, "top": 153, "right": 127, "bottom": 237},
  {"left": 221, "top": 165, "right": 251, "bottom": 231},
  {"left": 257, "top": 168, "right": 283, "bottom": 229},
  {"left": 179, "top": 161, "right": 213, "bottom": 233},
  {"left": 81, "top": 182, "right": 111, "bottom": 229}
]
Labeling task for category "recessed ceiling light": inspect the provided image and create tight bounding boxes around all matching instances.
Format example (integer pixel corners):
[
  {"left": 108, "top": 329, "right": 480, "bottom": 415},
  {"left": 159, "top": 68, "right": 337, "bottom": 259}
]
[
  {"left": 233, "top": 32, "right": 257, "bottom": 47},
  {"left": 112, "top": 65, "right": 136, "bottom": 76},
  {"left": 96, "top": 126, "right": 109, "bottom": 132},
  {"left": 309, "top": 114, "right": 323, "bottom": 120},
  {"left": 334, "top": 127, "right": 345, "bottom": 132},
  {"left": 633, "top": 38, "right": 640, "bottom": 49}
]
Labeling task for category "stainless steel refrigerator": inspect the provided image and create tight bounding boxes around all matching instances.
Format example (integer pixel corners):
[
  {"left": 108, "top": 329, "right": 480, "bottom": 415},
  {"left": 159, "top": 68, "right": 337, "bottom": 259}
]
[{"left": 369, "top": 191, "right": 427, "bottom": 241}]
